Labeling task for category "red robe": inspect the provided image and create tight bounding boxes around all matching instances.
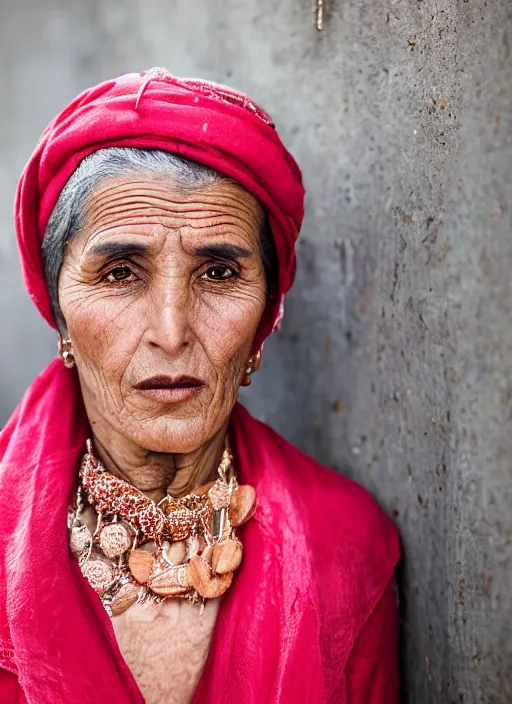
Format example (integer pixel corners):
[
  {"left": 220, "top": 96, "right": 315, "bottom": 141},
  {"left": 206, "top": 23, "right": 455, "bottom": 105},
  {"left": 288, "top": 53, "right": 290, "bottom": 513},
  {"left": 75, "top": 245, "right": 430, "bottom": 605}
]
[{"left": 0, "top": 361, "right": 399, "bottom": 703}]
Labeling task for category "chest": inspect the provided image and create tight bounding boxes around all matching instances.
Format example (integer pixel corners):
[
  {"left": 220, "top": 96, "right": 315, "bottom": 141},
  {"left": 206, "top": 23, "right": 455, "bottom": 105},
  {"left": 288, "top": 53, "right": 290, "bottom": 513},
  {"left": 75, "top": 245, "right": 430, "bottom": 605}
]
[{"left": 111, "top": 598, "right": 220, "bottom": 704}]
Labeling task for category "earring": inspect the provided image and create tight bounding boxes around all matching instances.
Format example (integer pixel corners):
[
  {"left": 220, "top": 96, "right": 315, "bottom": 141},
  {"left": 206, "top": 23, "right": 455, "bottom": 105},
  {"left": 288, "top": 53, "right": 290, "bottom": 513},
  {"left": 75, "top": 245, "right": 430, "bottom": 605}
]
[
  {"left": 241, "top": 360, "right": 254, "bottom": 387},
  {"left": 241, "top": 348, "right": 263, "bottom": 387},
  {"left": 58, "top": 335, "right": 76, "bottom": 368}
]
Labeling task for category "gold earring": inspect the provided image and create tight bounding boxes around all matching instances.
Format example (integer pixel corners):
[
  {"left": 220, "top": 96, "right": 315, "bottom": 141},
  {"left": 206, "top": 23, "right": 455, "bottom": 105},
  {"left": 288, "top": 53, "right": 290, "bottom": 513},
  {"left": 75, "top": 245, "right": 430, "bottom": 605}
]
[
  {"left": 241, "top": 360, "right": 254, "bottom": 387},
  {"left": 241, "top": 348, "right": 263, "bottom": 387},
  {"left": 58, "top": 335, "right": 75, "bottom": 368}
]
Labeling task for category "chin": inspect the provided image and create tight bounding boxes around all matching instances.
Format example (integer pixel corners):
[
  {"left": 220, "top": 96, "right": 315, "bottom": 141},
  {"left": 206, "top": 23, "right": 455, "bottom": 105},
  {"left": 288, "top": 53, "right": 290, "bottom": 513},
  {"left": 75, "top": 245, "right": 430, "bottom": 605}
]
[{"left": 121, "top": 416, "right": 218, "bottom": 455}]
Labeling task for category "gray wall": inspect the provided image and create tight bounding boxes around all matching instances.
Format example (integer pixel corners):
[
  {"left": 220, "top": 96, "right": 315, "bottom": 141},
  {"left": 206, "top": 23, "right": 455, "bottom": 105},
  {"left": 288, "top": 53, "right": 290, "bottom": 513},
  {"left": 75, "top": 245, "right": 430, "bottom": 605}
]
[{"left": 1, "top": 1, "right": 511, "bottom": 701}]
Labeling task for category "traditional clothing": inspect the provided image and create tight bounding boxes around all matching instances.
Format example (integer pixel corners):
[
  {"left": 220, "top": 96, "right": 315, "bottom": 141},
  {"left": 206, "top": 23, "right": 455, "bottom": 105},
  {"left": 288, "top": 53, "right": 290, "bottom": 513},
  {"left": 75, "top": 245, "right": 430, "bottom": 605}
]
[{"left": 0, "top": 70, "right": 400, "bottom": 703}]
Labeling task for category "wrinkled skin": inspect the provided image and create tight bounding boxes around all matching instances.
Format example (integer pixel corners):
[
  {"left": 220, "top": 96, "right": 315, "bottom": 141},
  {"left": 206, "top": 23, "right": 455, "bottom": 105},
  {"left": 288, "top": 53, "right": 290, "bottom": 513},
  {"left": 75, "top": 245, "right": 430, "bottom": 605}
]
[{"left": 58, "top": 176, "right": 267, "bottom": 499}]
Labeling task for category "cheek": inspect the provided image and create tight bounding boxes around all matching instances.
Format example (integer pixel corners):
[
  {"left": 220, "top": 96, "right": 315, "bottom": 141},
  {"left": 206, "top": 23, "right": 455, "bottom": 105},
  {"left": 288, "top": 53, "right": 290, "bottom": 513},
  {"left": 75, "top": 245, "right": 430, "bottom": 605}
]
[
  {"left": 61, "top": 286, "right": 145, "bottom": 383},
  {"left": 194, "top": 292, "right": 266, "bottom": 371},
  {"left": 59, "top": 268, "right": 266, "bottom": 390}
]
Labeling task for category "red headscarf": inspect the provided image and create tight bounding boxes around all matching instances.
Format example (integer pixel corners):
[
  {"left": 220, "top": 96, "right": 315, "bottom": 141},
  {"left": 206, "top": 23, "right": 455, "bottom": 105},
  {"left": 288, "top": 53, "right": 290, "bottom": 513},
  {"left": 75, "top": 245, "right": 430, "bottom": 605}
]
[
  {"left": 15, "top": 68, "right": 305, "bottom": 346},
  {"left": 1, "top": 70, "right": 399, "bottom": 704}
]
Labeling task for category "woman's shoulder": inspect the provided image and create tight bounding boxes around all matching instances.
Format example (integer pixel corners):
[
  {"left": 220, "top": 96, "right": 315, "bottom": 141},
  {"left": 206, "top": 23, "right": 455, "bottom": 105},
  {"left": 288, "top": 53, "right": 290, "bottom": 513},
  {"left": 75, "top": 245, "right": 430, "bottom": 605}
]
[
  {"left": 235, "top": 405, "right": 400, "bottom": 638},
  {"left": 281, "top": 427, "right": 396, "bottom": 546},
  {"left": 235, "top": 404, "right": 400, "bottom": 557}
]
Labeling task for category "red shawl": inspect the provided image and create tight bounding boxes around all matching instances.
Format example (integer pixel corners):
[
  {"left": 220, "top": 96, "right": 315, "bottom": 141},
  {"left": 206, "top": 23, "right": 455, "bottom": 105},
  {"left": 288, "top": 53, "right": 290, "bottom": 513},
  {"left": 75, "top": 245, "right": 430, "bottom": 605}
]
[{"left": 1, "top": 70, "right": 400, "bottom": 703}]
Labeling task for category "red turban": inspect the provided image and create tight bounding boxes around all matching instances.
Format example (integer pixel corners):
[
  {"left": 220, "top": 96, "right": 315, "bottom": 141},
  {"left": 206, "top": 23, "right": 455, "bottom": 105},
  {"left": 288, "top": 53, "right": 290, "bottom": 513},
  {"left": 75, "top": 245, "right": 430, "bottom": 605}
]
[{"left": 14, "top": 68, "right": 304, "bottom": 344}]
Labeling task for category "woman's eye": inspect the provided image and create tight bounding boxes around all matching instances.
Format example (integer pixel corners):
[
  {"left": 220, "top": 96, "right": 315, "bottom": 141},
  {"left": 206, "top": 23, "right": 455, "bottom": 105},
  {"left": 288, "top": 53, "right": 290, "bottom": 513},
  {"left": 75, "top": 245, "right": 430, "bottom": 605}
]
[
  {"left": 104, "top": 266, "right": 136, "bottom": 284},
  {"left": 202, "top": 265, "right": 237, "bottom": 281}
]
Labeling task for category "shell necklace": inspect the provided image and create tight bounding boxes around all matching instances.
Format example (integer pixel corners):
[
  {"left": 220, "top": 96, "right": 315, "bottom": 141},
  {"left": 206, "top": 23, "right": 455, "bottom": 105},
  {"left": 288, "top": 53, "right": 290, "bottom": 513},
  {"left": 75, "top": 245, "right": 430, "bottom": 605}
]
[{"left": 68, "top": 439, "right": 256, "bottom": 616}]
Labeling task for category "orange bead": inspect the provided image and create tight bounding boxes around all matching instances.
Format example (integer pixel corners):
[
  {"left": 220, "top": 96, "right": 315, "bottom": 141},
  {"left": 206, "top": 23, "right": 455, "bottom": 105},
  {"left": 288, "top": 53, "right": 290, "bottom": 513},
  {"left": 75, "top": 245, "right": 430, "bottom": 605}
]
[
  {"left": 187, "top": 555, "right": 233, "bottom": 599},
  {"left": 211, "top": 538, "right": 243, "bottom": 575},
  {"left": 229, "top": 485, "right": 256, "bottom": 527},
  {"left": 128, "top": 549, "right": 154, "bottom": 585}
]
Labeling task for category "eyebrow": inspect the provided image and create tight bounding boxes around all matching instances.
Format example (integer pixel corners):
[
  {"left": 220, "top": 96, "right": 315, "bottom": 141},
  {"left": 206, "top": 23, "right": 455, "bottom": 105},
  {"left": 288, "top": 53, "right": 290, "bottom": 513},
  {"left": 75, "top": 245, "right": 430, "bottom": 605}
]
[
  {"left": 192, "top": 244, "right": 253, "bottom": 259},
  {"left": 85, "top": 241, "right": 149, "bottom": 259},
  {"left": 84, "top": 241, "right": 253, "bottom": 261}
]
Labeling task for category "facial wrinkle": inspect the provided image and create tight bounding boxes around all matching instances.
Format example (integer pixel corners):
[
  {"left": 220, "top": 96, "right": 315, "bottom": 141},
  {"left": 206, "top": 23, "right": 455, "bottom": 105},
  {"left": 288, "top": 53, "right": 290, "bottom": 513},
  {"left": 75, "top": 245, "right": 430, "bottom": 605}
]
[{"left": 59, "top": 176, "right": 266, "bottom": 499}]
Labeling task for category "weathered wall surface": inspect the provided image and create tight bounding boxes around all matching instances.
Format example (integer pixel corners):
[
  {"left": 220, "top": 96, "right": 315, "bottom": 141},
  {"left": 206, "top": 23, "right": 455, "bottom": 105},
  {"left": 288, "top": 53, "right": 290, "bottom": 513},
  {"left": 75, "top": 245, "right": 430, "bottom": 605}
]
[{"left": 1, "top": 1, "right": 510, "bottom": 701}]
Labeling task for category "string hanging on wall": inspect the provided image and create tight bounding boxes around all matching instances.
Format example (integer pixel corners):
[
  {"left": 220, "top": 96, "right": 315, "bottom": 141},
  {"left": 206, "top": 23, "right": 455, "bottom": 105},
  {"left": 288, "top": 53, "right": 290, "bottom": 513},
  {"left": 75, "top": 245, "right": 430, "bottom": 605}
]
[{"left": 316, "top": 0, "right": 324, "bottom": 30}]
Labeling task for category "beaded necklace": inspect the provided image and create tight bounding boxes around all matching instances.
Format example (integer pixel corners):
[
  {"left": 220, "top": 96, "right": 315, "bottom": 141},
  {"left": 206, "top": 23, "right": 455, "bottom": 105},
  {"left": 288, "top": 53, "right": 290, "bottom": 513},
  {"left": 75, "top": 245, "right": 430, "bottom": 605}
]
[{"left": 68, "top": 440, "right": 256, "bottom": 616}]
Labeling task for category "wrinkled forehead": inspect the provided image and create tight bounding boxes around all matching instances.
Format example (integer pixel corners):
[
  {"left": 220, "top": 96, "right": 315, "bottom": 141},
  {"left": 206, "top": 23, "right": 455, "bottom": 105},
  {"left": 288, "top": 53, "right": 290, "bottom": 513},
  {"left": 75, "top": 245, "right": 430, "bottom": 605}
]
[
  {"left": 70, "top": 175, "right": 265, "bottom": 261},
  {"left": 82, "top": 174, "right": 263, "bottom": 231}
]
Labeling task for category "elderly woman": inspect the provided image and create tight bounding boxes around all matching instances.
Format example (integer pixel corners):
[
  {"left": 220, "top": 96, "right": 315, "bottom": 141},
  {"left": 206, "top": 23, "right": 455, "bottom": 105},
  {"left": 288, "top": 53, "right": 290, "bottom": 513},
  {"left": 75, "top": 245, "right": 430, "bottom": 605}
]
[{"left": 0, "top": 70, "right": 399, "bottom": 704}]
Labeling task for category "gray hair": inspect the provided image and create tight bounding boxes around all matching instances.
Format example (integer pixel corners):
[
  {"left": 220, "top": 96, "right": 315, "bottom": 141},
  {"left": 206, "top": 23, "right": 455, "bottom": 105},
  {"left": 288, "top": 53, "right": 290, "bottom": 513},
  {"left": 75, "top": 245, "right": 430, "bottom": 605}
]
[{"left": 42, "top": 147, "right": 277, "bottom": 332}]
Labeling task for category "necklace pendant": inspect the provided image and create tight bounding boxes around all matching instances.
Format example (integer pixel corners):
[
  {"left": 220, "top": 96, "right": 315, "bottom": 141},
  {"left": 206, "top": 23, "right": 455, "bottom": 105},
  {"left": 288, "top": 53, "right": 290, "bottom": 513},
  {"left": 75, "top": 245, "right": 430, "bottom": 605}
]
[
  {"left": 70, "top": 523, "right": 92, "bottom": 556},
  {"left": 111, "top": 582, "right": 140, "bottom": 616},
  {"left": 147, "top": 564, "right": 189, "bottom": 597},
  {"left": 229, "top": 484, "right": 256, "bottom": 527},
  {"left": 211, "top": 537, "right": 243, "bottom": 575},
  {"left": 187, "top": 555, "right": 233, "bottom": 599},
  {"left": 208, "top": 480, "right": 231, "bottom": 511},
  {"left": 99, "top": 523, "right": 132, "bottom": 558},
  {"left": 81, "top": 558, "right": 116, "bottom": 594},
  {"left": 128, "top": 548, "right": 155, "bottom": 584}
]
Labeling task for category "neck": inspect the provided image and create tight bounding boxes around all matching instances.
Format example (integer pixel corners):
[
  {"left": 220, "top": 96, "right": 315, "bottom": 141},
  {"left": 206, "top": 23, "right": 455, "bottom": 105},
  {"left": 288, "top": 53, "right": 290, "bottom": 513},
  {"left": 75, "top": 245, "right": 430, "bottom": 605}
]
[{"left": 90, "top": 426, "right": 228, "bottom": 502}]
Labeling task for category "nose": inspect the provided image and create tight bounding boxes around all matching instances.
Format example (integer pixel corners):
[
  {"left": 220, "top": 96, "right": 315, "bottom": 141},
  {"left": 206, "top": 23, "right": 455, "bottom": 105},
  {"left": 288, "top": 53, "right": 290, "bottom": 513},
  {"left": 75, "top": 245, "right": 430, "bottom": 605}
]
[{"left": 144, "top": 277, "right": 192, "bottom": 356}]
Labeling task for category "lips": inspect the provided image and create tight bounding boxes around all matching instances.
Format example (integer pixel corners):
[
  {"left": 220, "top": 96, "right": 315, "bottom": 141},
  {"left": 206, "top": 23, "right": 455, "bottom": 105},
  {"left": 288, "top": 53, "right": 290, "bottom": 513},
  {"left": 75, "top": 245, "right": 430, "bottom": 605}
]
[
  {"left": 134, "top": 375, "right": 205, "bottom": 403},
  {"left": 135, "top": 375, "right": 204, "bottom": 390}
]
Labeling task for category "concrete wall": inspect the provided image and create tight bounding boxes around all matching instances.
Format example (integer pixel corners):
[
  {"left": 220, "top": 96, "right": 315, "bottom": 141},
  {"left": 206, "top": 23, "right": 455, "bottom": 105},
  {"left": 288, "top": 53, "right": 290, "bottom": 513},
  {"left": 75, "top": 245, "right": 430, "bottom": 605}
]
[{"left": 1, "top": 1, "right": 510, "bottom": 701}]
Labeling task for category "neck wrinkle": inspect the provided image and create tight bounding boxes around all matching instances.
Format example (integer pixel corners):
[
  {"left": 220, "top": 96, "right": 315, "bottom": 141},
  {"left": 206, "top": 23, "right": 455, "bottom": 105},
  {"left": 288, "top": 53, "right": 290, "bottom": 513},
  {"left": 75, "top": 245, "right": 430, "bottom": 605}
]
[{"left": 91, "top": 426, "right": 228, "bottom": 502}]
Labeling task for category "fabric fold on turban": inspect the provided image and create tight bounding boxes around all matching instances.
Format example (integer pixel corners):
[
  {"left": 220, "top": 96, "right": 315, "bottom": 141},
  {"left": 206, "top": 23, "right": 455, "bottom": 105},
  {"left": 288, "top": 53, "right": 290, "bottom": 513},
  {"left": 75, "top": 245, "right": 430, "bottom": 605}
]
[{"left": 15, "top": 68, "right": 305, "bottom": 345}]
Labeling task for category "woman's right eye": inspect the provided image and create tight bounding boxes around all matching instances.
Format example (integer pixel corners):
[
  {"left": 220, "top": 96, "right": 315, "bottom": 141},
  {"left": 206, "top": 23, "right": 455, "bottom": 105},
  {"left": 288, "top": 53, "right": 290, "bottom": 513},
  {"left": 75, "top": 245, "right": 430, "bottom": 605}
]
[{"left": 104, "top": 266, "right": 137, "bottom": 284}]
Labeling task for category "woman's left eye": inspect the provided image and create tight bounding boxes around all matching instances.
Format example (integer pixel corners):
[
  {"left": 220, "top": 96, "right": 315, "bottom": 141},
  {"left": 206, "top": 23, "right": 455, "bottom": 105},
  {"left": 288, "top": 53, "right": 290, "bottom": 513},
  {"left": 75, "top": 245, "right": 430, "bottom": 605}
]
[
  {"left": 104, "top": 266, "right": 137, "bottom": 284},
  {"left": 202, "top": 265, "right": 237, "bottom": 281}
]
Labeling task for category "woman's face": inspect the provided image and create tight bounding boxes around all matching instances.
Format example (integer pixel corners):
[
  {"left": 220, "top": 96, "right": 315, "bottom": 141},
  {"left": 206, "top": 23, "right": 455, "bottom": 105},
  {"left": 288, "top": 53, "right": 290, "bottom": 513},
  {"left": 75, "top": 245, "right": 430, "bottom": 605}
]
[{"left": 58, "top": 175, "right": 267, "bottom": 453}]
